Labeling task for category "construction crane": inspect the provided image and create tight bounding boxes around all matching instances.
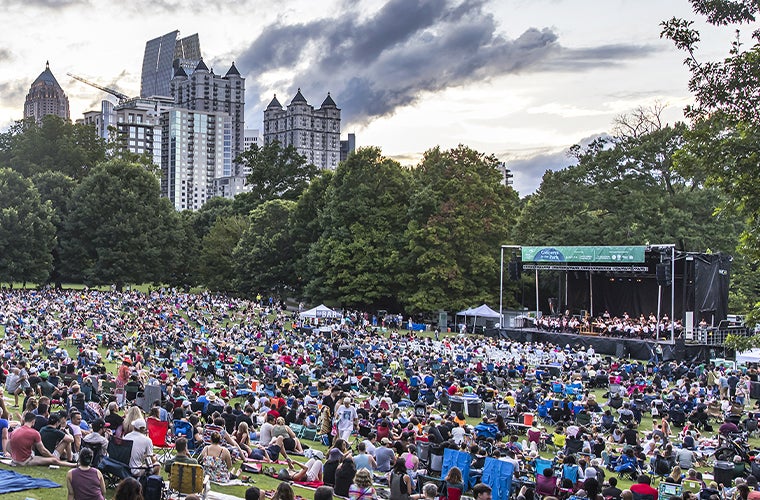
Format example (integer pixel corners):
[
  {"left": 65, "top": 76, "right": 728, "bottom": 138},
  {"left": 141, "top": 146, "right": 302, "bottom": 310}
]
[{"left": 67, "top": 73, "right": 130, "bottom": 103}]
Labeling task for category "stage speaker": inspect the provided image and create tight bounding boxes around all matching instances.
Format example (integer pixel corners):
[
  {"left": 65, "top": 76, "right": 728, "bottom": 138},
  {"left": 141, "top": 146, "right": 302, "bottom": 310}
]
[
  {"left": 616, "top": 343, "right": 627, "bottom": 359},
  {"left": 656, "top": 263, "right": 671, "bottom": 286},
  {"left": 508, "top": 261, "right": 522, "bottom": 281}
]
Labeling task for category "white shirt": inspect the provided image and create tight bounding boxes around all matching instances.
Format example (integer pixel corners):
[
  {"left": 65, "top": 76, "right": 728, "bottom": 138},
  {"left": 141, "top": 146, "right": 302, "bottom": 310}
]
[{"left": 124, "top": 430, "right": 154, "bottom": 476}]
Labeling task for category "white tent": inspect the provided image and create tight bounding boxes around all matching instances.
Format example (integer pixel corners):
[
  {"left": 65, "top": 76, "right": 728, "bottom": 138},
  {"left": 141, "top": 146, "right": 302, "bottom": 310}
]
[
  {"left": 737, "top": 349, "right": 760, "bottom": 366},
  {"left": 299, "top": 304, "right": 341, "bottom": 319},
  {"left": 456, "top": 304, "right": 501, "bottom": 331}
]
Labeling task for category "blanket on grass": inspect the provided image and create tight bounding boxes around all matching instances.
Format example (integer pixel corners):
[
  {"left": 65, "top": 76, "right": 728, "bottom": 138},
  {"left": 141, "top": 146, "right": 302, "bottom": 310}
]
[{"left": 0, "top": 468, "right": 61, "bottom": 494}]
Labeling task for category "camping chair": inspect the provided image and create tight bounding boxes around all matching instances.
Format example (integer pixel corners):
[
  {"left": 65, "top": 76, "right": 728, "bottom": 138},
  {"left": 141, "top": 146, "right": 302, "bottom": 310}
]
[
  {"left": 80, "top": 441, "right": 105, "bottom": 468},
  {"left": 147, "top": 418, "right": 175, "bottom": 462},
  {"left": 169, "top": 462, "right": 210, "bottom": 499},
  {"left": 561, "top": 464, "right": 579, "bottom": 485},
  {"left": 681, "top": 479, "right": 702, "bottom": 494},
  {"left": 173, "top": 419, "right": 202, "bottom": 458},
  {"left": 99, "top": 380, "right": 116, "bottom": 405},
  {"left": 535, "top": 458, "right": 553, "bottom": 478},
  {"left": 98, "top": 438, "right": 135, "bottom": 488}
]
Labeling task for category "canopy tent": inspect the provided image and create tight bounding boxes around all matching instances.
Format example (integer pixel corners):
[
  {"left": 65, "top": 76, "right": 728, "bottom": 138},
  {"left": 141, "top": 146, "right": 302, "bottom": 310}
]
[
  {"left": 298, "top": 304, "right": 341, "bottom": 319},
  {"left": 737, "top": 349, "right": 760, "bottom": 366},
  {"left": 456, "top": 304, "right": 502, "bottom": 331}
]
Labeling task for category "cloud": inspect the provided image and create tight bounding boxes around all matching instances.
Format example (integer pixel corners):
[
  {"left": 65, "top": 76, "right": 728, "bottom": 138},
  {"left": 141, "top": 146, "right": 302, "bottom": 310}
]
[
  {"left": 239, "top": 0, "right": 655, "bottom": 127},
  {"left": 0, "top": 49, "right": 12, "bottom": 62},
  {"left": 0, "top": 79, "right": 28, "bottom": 107},
  {"left": 0, "top": 0, "right": 87, "bottom": 7},
  {"left": 504, "top": 133, "right": 608, "bottom": 196}
]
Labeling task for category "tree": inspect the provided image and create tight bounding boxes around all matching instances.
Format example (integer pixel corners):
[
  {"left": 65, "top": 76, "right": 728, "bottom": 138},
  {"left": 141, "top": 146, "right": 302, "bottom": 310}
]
[
  {"left": 662, "top": 0, "right": 760, "bottom": 328},
  {"left": 189, "top": 197, "right": 235, "bottom": 241},
  {"left": 0, "top": 116, "right": 106, "bottom": 180},
  {"left": 306, "top": 147, "right": 411, "bottom": 308},
  {"left": 289, "top": 170, "right": 333, "bottom": 295},
  {"left": 234, "top": 199, "right": 297, "bottom": 295},
  {"left": 30, "top": 171, "right": 76, "bottom": 287},
  {"left": 233, "top": 140, "right": 319, "bottom": 213},
  {"left": 513, "top": 123, "right": 741, "bottom": 254},
  {"left": 60, "top": 159, "right": 179, "bottom": 288},
  {"left": 0, "top": 168, "right": 55, "bottom": 284},
  {"left": 198, "top": 215, "right": 249, "bottom": 292},
  {"left": 403, "top": 145, "right": 520, "bottom": 312}
]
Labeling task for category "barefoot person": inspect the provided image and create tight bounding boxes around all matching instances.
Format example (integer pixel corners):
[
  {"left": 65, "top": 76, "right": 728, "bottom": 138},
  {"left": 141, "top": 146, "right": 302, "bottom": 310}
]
[{"left": 9, "top": 412, "right": 75, "bottom": 467}]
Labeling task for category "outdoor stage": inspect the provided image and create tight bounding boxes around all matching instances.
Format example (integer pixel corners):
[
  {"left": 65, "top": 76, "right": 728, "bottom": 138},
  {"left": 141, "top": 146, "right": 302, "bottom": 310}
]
[{"left": 492, "top": 327, "right": 720, "bottom": 363}]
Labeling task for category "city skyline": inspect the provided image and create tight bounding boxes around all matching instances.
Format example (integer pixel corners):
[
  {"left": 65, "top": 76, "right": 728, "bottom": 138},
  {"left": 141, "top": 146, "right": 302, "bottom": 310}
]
[{"left": 0, "top": 0, "right": 740, "bottom": 195}]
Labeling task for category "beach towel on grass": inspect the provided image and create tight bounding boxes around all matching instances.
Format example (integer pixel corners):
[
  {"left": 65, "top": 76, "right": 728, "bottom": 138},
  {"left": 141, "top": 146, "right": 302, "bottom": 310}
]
[{"left": 0, "top": 468, "right": 61, "bottom": 493}]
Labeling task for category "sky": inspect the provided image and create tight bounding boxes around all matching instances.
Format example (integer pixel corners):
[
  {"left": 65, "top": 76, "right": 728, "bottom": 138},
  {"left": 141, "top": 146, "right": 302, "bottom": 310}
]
[{"left": 0, "top": 0, "right": 741, "bottom": 195}]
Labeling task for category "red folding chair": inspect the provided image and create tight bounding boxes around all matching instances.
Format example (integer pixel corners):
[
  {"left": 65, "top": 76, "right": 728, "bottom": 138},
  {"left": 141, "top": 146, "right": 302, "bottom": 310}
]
[{"left": 147, "top": 418, "right": 175, "bottom": 463}]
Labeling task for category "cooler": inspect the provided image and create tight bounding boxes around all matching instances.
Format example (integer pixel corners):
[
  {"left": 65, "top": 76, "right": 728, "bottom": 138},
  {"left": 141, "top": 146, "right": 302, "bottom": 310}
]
[{"left": 523, "top": 413, "right": 534, "bottom": 426}]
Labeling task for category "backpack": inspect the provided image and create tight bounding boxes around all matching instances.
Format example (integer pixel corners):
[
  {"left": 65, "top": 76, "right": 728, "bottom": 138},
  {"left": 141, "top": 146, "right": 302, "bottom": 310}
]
[{"left": 142, "top": 474, "right": 165, "bottom": 500}]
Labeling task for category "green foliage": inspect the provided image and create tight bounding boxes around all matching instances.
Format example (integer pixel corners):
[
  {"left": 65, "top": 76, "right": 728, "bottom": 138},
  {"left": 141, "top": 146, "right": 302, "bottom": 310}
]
[
  {"left": 30, "top": 171, "right": 77, "bottom": 287},
  {"left": 60, "top": 159, "right": 180, "bottom": 288},
  {"left": 189, "top": 197, "right": 235, "bottom": 241},
  {"left": 306, "top": 147, "right": 411, "bottom": 308},
  {"left": 0, "top": 168, "right": 55, "bottom": 284},
  {"left": 0, "top": 116, "right": 106, "bottom": 180},
  {"left": 198, "top": 215, "right": 249, "bottom": 292},
  {"left": 513, "top": 125, "right": 741, "bottom": 253},
  {"left": 288, "top": 170, "right": 333, "bottom": 295},
  {"left": 403, "top": 145, "right": 519, "bottom": 312},
  {"left": 234, "top": 140, "right": 319, "bottom": 213},
  {"left": 234, "top": 199, "right": 297, "bottom": 295},
  {"left": 662, "top": 0, "right": 760, "bottom": 329}
]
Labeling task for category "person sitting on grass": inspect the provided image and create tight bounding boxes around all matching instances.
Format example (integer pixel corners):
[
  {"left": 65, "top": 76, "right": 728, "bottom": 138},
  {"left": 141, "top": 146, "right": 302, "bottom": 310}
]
[
  {"left": 40, "top": 412, "right": 75, "bottom": 462},
  {"left": 290, "top": 456, "right": 324, "bottom": 482},
  {"left": 8, "top": 411, "right": 75, "bottom": 467},
  {"left": 67, "top": 447, "right": 106, "bottom": 500}
]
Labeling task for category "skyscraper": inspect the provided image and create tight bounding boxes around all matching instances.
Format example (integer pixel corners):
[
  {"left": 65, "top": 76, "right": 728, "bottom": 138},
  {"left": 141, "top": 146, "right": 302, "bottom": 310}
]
[
  {"left": 140, "top": 31, "right": 202, "bottom": 98},
  {"left": 263, "top": 89, "right": 341, "bottom": 170},
  {"left": 161, "top": 108, "right": 232, "bottom": 211},
  {"left": 24, "top": 61, "right": 70, "bottom": 124}
]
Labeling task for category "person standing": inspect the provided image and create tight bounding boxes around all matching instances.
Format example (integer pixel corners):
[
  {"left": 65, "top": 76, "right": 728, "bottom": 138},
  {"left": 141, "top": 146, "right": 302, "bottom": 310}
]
[
  {"left": 67, "top": 447, "right": 106, "bottom": 500},
  {"left": 335, "top": 398, "right": 358, "bottom": 442}
]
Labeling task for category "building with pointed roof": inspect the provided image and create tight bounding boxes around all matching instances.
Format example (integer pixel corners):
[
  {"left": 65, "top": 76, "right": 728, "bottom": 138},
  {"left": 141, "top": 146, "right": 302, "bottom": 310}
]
[
  {"left": 24, "top": 61, "right": 70, "bottom": 124},
  {"left": 169, "top": 60, "right": 247, "bottom": 202},
  {"left": 263, "top": 89, "right": 341, "bottom": 170}
]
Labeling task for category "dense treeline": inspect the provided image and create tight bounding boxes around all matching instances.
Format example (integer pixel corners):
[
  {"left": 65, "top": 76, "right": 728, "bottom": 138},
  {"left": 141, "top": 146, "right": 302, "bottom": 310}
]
[
  {"left": 0, "top": 113, "right": 750, "bottom": 315},
  {"left": 2, "top": 0, "right": 760, "bottom": 318}
]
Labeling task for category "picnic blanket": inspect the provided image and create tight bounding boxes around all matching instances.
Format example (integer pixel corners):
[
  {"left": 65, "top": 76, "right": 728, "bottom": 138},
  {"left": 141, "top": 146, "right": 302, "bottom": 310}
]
[{"left": 0, "top": 468, "right": 61, "bottom": 494}]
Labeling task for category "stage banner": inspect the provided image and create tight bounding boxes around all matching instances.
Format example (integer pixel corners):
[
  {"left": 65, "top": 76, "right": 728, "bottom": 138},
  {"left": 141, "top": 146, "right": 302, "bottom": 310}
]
[{"left": 522, "top": 246, "right": 646, "bottom": 263}]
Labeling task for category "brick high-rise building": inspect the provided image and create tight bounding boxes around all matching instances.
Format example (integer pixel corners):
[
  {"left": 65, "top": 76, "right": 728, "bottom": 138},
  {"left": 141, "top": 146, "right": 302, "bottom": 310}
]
[
  {"left": 24, "top": 62, "right": 70, "bottom": 124},
  {"left": 263, "top": 89, "right": 341, "bottom": 170}
]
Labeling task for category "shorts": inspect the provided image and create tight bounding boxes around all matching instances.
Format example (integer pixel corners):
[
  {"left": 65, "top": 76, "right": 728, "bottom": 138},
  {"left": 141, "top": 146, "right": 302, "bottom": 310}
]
[{"left": 11, "top": 456, "right": 33, "bottom": 466}]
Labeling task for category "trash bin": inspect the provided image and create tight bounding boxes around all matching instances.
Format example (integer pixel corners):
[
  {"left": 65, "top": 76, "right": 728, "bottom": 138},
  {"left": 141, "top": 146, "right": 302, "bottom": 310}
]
[
  {"left": 523, "top": 413, "right": 534, "bottom": 426},
  {"left": 466, "top": 398, "right": 482, "bottom": 418},
  {"left": 449, "top": 396, "right": 464, "bottom": 414},
  {"left": 713, "top": 461, "right": 735, "bottom": 487}
]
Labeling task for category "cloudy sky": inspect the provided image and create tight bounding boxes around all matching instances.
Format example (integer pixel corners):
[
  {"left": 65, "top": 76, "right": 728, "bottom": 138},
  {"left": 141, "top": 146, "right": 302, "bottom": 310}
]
[{"left": 0, "top": 0, "right": 739, "bottom": 195}]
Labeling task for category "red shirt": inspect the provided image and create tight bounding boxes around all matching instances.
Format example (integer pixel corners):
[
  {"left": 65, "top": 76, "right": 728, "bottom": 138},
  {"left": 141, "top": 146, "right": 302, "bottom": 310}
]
[
  {"left": 9, "top": 424, "right": 41, "bottom": 463},
  {"left": 631, "top": 482, "right": 658, "bottom": 500}
]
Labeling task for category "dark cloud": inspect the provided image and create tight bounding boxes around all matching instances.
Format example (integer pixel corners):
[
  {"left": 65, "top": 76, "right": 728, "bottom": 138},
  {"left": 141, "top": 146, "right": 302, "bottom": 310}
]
[
  {"left": 239, "top": 0, "right": 655, "bottom": 126},
  {"left": 0, "top": 49, "right": 11, "bottom": 62}
]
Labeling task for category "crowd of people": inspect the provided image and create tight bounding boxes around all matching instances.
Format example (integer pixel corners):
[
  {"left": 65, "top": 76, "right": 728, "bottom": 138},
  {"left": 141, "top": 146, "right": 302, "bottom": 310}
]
[{"left": 0, "top": 288, "right": 757, "bottom": 500}]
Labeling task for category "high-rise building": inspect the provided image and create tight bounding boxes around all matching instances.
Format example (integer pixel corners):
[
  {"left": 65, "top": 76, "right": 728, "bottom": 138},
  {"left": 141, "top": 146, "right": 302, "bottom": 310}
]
[
  {"left": 113, "top": 96, "right": 175, "bottom": 167},
  {"left": 81, "top": 100, "right": 116, "bottom": 140},
  {"left": 340, "top": 133, "right": 356, "bottom": 162},
  {"left": 141, "top": 31, "right": 202, "bottom": 98},
  {"left": 171, "top": 60, "right": 244, "bottom": 165},
  {"left": 263, "top": 89, "right": 341, "bottom": 170},
  {"left": 244, "top": 128, "right": 261, "bottom": 152},
  {"left": 172, "top": 60, "right": 246, "bottom": 198},
  {"left": 161, "top": 108, "right": 232, "bottom": 211},
  {"left": 24, "top": 62, "right": 70, "bottom": 124}
]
